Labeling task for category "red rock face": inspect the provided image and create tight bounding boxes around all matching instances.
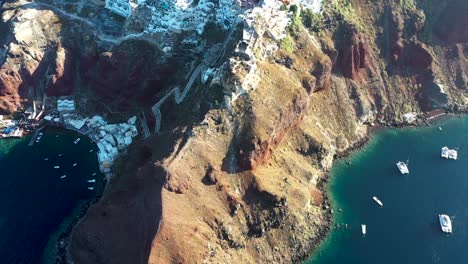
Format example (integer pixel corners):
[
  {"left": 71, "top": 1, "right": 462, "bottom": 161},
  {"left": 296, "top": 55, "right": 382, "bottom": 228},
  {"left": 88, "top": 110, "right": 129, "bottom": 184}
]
[
  {"left": 337, "top": 31, "right": 370, "bottom": 80},
  {"left": 0, "top": 69, "right": 22, "bottom": 113},
  {"left": 45, "top": 46, "right": 75, "bottom": 97},
  {"left": 87, "top": 40, "right": 172, "bottom": 109},
  {"left": 403, "top": 42, "right": 433, "bottom": 73}
]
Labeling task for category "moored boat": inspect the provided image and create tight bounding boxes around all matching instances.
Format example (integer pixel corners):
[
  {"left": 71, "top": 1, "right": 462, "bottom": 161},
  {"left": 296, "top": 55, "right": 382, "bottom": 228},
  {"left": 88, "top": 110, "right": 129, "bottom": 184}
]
[
  {"left": 53, "top": 166, "right": 60, "bottom": 169},
  {"left": 60, "top": 175, "right": 67, "bottom": 179},
  {"left": 87, "top": 179, "right": 96, "bottom": 183},
  {"left": 73, "top": 138, "right": 81, "bottom": 144},
  {"left": 439, "top": 214, "right": 452, "bottom": 233},
  {"left": 72, "top": 163, "right": 77, "bottom": 167},
  {"left": 441, "top": 146, "right": 457, "bottom": 160},
  {"left": 396, "top": 161, "right": 409, "bottom": 174},
  {"left": 87, "top": 187, "right": 94, "bottom": 190},
  {"left": 372, "top": 196, "right": 383, "bottom": 207},
  {"left": 361, "top": 224, "right": 366, "bottom": 236}
]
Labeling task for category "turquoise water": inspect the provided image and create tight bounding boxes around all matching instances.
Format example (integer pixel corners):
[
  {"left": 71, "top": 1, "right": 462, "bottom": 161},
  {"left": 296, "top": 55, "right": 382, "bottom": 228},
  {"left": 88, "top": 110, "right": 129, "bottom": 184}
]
[
  {"left": 309, "top": 116, "right": 468, "bottom": 264},
  {"left": 0, "top": 127, "right": 102, "bottom": 263}
]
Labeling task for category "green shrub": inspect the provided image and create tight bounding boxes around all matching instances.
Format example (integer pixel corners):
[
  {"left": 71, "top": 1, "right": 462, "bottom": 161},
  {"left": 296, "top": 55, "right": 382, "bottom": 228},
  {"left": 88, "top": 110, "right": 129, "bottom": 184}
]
[{"left": 280, "top": 34, "right": 296, "bottom": 52}]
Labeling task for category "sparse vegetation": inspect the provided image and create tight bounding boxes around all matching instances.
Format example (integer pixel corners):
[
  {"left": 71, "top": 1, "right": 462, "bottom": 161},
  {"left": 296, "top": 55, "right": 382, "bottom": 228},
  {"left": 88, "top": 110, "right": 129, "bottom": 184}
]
[
  {"left": 280, "top": 34, "right": 296, "bottom": 53},
  {"left": 288, "top": 4, "right": 302, "bottom": 37},
  {"left": 301, "top": 8, "right": 324, "bottom": 32},
  {"left": 400, "top": 0, "right": 416, "bottom": 10}
]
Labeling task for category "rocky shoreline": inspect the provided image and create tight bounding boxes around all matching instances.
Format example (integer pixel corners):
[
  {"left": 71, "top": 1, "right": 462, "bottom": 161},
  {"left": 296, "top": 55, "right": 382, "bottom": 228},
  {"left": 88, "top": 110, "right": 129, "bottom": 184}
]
[
  {"left": 1, "top": 0, "right": 467, "bottom": 262},
  {"left": 310, "top": 111, "right": 468, "bottom": 260}
]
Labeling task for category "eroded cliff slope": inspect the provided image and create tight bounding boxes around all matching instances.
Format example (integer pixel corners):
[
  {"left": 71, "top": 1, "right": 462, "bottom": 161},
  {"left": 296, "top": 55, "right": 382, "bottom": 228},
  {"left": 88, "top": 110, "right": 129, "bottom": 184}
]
[{"left": 0, "top": 0, "right": 467, "bottom": 263}]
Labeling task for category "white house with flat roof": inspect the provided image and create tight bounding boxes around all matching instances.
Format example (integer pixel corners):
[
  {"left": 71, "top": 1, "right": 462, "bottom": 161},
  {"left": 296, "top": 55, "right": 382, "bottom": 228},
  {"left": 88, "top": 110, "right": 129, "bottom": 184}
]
[{"left": 105, "top": 0, "right": 135, "bottom": 17}]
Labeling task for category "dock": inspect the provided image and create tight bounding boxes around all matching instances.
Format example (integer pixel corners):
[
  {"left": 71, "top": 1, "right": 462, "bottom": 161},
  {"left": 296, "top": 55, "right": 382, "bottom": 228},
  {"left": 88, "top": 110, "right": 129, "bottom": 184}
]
[{"left": 28, "top": 126, "right": 44, "bottom": 146}]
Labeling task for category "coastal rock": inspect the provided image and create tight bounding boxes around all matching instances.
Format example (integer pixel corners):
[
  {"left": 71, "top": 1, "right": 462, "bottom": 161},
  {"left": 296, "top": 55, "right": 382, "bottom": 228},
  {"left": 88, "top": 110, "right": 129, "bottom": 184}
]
[
  {"left": 0, "top": 7, "right": 61, "bottom": 113},
  {"left": 0, "top": 0, "right": 460, "bottom": 263},
  {"left": 0, "top": 1, "right": 100, "bottom": 113}
]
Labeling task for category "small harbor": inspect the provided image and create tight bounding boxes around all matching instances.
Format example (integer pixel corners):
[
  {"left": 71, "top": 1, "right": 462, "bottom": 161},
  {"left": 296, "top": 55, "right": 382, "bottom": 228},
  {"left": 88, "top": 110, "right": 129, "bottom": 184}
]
[{"left": 0, "top": 127, "right": 104, "bottom": 263}]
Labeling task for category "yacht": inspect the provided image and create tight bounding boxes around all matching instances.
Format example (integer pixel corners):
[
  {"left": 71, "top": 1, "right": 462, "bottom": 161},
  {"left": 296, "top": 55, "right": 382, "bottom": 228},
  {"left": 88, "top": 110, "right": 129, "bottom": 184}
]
[
  {"left": 89, "top": 149, "right": 94, "bottom": 153},
  {"left": 53, "top": 166, "right": 60, "bottom": 169},
  {"left": 441, "top": 146, "right": 457, "bottom": 160},
  {"left": 87, "top": 187, "right": 95, "bottom": 190},
  {"left": 361, "top": 224, "right": 366, "bottom": 236},
  {"left": 92, "top": 172, "right": 97, "bottom": 176},
  {"left": 87, "top": 179, "right": 96, "bottom": 183},
  {"left": 74, "top": 138, "right": 81, "bottom": 144},
  {"left": 372, "top": 196, "right": 383, "bottom": 207},
  {"left": 60, "top": 175, "right": 67, "bottom": 179},
  {"left": 439, "top": 214, "right": 452, "bottom": 233},
  {"left": 396, "top": 161, "right": 409, "bottom": 174},
  {"left": 72, "top": 163, "right": 77, "bottom": 167}
]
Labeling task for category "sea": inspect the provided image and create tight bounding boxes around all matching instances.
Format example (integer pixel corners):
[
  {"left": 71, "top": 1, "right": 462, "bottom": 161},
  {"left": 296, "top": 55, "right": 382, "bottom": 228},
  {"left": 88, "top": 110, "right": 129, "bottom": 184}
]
[
  {"left": 308, "top": 115, "right": 468, "bottom": 264},
  {"left": 0, "top": 127, "right": 102, "bottom": 264}
]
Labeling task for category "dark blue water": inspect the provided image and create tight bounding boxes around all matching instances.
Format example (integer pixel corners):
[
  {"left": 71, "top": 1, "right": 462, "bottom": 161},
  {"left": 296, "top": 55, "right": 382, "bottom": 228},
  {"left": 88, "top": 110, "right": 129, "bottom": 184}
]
[
  {"left": 309, "top": 116, "right": 468, "bottom": 264},
  {"left": 0, "top": 128, "right": 102, "bottom": 263}
]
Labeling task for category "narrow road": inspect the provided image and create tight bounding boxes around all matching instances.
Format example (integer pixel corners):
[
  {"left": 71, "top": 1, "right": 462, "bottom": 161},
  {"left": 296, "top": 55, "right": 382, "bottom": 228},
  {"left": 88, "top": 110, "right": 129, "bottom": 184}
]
[
  {"left": 150, "top": 25, "right": 237, "bottom": 133},
  {"left": 151, "top": 64, "right": 205, "bottom": 133},
  {"left": 20, "top": 2, "right": 145, "bottom": 45}
]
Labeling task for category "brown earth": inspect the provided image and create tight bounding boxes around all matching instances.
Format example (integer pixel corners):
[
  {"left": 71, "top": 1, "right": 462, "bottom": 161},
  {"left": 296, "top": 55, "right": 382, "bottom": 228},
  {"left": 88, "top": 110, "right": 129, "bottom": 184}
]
[{"left": 0, "top": 0, "right": 468, "bottom": 263}]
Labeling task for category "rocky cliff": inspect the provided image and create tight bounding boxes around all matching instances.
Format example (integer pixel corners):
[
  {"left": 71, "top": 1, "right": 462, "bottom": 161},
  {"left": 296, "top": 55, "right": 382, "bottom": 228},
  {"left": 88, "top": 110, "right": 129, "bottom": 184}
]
[
  {"left": 1, "top": 0, "right": 467, "bottom": 263},
  {"left": 69, "top": 0, "right": 467, "bottom": 263}
]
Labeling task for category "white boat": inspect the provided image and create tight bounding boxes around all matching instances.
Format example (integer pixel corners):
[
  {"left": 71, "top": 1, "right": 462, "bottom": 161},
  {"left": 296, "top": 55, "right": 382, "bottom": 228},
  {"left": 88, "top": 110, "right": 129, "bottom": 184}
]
[
  {"left": 89, "top": 149, "right": 93, "bottom": 153},
  {"left": 39, "top": 132, "right": 43, "bottom": 136},
  {"left": 72, "top": 163, "right": 77, "bottom": 167},
  {"left": 439, "top": 214, "right": 452, "bottom": 233},
  {"left": 396, "top": 161, "right": 409, "bottom": 174},
  {"left": 372, "top": 196, "right": 383, "bottom": 207},
  {"left": 60, "top": 175, "right": 67, "bottom": 179},
  {"left": 87, "top": 187, "right": 95, "bottom": 190},
  {"left": 44, "top": 158, "right": 49, "bottom": 161},
  {"left": 361, "top": 224, "right": 366, "bottom": 236},
  {"left": 74, "top": 138, "right": 81, "bottom": 144},
  {"left": 87, "top": 179, "right": 96, "bottom": 183},
  {"left": 92, "top": 172, "right": 97, "bottom": 176},
  {"left": 441, "top": 146, "right": 457, "bottom": 160},
  {"left": 58, "top": 154, "right": 63, "bottom": 157},
  {"left": 53, "top": 166, "right": 60, "bottom": 169}
]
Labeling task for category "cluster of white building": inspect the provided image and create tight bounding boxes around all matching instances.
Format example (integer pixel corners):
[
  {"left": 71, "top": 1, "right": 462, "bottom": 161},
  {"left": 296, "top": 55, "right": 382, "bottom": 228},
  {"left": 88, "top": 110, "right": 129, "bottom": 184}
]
[
  {"left": 89, "top": 115, "right": 139, "bottom": 174},
  {"left": 103, "top": 0, "right": 324, "bottom": 59},
  {"left": 57, "top": 99, "right": 76, "bottom": 112},
  {"left": 45, "top": 98, "right": 140, "bottom": 176}
]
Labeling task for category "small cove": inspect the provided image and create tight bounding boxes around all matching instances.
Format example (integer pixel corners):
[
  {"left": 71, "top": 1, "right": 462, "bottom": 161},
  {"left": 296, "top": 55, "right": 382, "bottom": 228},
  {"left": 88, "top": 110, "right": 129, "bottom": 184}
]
[
  {"left": 309, "top": 115, "right": 468, "bottom": 264},
  {"left": 0, "top": 127, "right": 103, "bottom": 263}
]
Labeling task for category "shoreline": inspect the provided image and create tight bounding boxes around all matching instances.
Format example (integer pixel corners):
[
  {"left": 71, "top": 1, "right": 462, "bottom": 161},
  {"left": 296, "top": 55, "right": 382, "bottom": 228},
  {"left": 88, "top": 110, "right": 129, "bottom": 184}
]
[
  {"left": 305, "top": 111, "right": 466, "bottom": 262},
  {"left": 33, "top": 125, "right": 108, "bottom": 264},
  {"left": 39, "top": 111, "right": 466, "bottom": 263}
]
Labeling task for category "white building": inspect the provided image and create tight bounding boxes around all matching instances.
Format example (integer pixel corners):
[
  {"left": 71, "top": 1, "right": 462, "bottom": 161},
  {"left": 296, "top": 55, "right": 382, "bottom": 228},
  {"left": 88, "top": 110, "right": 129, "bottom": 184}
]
[
  {"left": 402, "top": 112, "right": 417, "bottom": 123},
  {"left": 105, "top": 0, "right": 140, "bottom": 17},
  {"left": 57, "top": 99, "right": 75, "bottom": 112}
]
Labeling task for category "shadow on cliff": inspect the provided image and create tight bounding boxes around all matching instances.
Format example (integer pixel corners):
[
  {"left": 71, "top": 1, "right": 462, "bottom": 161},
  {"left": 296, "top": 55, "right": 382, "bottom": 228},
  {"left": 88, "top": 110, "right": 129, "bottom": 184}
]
[{"left": 69, "top": 161, "right": 165, "bottom": 264}]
